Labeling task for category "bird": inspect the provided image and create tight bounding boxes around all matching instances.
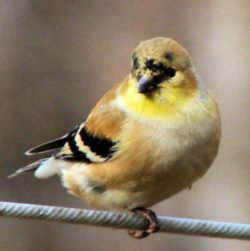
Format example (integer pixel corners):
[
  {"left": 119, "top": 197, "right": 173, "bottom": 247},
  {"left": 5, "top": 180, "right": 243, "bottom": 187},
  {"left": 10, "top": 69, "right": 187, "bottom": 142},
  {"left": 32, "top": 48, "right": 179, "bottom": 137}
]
[{"left": 9, "top": 37, "right": 221, "bottom": 238}]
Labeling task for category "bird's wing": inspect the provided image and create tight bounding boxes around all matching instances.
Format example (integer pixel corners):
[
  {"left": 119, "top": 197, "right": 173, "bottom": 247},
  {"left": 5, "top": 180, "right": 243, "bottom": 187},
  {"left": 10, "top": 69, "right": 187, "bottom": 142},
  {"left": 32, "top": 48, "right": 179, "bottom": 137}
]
[
  {"left": 25, "top": 127, "right": 78, "bottom": 155},
  {"left": 26, "top": 86, "right": 125, "bottom": 164}
]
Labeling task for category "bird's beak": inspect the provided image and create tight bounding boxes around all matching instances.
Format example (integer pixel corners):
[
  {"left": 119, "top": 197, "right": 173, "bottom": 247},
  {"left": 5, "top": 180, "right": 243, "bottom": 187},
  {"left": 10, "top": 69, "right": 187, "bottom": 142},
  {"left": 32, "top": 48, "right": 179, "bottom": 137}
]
[{"left": 137, "top": 75, "right": 154, "bottom": 94}]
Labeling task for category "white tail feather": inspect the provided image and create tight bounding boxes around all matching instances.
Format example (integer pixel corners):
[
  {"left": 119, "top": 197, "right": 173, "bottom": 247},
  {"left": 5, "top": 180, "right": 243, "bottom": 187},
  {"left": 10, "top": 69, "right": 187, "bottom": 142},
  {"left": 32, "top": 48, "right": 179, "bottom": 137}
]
[{"left": 34, "top": 157, "right": 60, "bottom": 179}]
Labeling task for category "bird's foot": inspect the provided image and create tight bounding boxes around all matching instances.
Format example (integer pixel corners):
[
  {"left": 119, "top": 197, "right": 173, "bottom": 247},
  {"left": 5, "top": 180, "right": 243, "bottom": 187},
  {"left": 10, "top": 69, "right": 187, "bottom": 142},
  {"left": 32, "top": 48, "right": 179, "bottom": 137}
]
[{"left": 128, "top": 207, "right": 159, "bottom": 239}]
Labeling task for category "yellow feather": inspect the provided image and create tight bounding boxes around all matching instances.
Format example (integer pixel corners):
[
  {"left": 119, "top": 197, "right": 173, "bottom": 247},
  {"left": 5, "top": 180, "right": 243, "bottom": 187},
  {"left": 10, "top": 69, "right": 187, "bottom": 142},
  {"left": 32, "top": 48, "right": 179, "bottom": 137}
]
[{"left": 120, "top": 74, "right": 197, "bottom": 120}]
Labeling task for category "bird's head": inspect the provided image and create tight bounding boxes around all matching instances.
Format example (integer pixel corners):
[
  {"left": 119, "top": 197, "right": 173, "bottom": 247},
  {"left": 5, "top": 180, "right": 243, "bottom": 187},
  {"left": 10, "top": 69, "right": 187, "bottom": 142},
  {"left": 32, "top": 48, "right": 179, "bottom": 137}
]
[
  {"left": 130, "top": 37, "right": 196, "bottom": 95},
  {"left": 119, "top": 38, "right": 200, "bottom": 119}
]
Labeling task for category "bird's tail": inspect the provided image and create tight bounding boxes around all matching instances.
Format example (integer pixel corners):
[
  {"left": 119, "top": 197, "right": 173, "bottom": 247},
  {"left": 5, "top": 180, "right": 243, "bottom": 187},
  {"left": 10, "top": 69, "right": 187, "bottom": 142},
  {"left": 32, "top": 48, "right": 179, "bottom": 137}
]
[{"left": 8, "top": 157, "right": 60, "bottom": 179}]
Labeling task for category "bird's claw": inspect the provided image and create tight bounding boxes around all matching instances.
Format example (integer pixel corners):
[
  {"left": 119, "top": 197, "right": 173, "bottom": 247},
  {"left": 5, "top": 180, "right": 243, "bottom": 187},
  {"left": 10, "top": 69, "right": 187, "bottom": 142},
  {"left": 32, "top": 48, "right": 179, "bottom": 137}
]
[{"left": 128, "top": 207, "right": 159, "bottom": 239}]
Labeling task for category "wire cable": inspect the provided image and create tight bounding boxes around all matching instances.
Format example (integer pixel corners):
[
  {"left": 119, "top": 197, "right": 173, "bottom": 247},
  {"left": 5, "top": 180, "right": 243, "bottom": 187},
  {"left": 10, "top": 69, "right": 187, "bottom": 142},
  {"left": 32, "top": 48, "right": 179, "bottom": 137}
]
[{"left": 0, "top": 201, "right": 249, "bottom": 240}]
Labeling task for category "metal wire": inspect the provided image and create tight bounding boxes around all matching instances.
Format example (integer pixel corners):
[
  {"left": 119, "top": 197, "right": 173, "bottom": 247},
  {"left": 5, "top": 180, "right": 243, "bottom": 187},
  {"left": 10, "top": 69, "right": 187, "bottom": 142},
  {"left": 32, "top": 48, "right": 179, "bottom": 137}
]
[{"left": 0, "top": 201, "right": 249, "bottom": 241}]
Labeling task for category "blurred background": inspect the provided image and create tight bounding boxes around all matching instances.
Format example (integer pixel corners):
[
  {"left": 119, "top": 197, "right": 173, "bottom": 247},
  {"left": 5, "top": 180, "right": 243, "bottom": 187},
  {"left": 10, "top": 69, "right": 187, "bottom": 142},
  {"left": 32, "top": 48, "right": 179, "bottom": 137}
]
[{"left": 0, "top": 0, "right": 249, "bottom": 250}]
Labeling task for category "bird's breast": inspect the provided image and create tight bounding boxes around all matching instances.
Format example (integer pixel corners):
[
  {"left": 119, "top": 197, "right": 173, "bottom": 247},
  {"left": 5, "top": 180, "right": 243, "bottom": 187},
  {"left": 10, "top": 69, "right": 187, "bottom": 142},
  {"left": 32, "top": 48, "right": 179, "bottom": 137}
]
[
  {"left": 144, "top": 92, "right": 221, "bottom": 171},
  {"left": 62, "top": 92, "right": 220, "bottom": 210}
]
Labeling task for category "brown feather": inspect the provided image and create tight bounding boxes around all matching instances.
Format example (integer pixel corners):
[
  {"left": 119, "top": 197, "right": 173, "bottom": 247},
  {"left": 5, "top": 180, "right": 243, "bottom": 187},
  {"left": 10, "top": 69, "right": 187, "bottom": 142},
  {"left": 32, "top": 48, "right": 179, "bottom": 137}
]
[{"left": 85, "top": 85, "right": 125, "bottom": 140}]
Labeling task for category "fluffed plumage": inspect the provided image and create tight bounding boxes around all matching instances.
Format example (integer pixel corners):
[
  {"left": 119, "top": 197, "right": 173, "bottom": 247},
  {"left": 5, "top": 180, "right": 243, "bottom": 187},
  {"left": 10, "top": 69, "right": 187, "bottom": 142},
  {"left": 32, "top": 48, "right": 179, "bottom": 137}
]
[{"left": 10, "top": 37, "right": 221, "bottom": 238}]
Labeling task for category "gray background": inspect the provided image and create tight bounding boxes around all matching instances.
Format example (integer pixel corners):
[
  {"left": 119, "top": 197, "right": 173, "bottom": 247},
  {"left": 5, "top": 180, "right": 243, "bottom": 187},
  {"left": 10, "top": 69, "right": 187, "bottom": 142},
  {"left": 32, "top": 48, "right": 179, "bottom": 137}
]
[{"left": 0, "top": 0, "right": 249, "bottom": 250}]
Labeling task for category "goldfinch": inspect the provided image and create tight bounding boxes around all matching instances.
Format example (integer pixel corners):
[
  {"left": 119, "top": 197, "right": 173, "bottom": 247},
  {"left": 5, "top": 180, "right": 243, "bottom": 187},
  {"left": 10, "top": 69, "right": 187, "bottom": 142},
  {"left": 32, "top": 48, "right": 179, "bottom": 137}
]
[{"left": 10, "top": 37, "right": 221, "bottom": 238}]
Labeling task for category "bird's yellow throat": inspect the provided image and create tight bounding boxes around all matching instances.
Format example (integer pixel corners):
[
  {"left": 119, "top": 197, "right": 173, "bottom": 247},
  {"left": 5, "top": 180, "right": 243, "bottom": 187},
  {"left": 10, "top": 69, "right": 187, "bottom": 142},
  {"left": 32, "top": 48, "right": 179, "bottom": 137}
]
[{"left": 119, "top": 74, "right": 198, "bottom": 120}]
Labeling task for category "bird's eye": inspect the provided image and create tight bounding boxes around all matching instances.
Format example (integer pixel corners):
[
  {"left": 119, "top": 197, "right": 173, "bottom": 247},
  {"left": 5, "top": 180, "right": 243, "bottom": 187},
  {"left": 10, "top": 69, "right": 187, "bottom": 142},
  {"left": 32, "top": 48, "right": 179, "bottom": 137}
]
[
  {"left": 145, "top": 58, "right": 176, "bottom": 78},
  {"left": 165, "top": 67, "right": 176, "bottom": 78},
  {"left": 145, "top": 59, "right": 156, "bottom": 70},
  {"left": 145, "top": 59, "right": 163, "bottom": 72}
]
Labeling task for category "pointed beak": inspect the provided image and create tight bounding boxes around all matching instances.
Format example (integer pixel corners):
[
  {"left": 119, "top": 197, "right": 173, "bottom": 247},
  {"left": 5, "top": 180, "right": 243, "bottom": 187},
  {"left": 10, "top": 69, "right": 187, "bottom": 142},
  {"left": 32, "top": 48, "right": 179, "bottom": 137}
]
[{"left": 137, "top": 75, "right": 154, "bottom": 94}]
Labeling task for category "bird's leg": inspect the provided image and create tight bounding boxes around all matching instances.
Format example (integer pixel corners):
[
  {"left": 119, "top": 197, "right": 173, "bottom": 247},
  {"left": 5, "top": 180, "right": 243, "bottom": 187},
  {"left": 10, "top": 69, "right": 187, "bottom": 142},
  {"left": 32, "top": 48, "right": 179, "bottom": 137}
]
[{"left": 128, "top": 207, "right": 159, "bottom": 239}]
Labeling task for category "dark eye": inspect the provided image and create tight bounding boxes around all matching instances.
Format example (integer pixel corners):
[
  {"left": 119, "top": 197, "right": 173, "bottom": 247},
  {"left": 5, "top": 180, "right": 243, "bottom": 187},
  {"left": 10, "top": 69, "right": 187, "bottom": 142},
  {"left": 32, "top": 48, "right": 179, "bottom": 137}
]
[
  {"left": 145, "top": 58, "right": 176, "bottom": 78},
  {"left": 145, "top": 59, "right": 157, "bottom": 71},
  {"left": 165, "top": 67, "right": 176, "bottom": 78},
  {"left": 145, "top": 59, "right": 164, "bottom": 72}
]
